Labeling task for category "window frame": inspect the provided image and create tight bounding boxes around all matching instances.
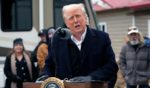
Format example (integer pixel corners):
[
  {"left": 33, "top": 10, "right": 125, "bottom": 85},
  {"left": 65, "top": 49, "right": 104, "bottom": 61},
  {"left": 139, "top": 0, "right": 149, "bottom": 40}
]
[
  {"left": 98, "top": 22, "right": 107, "bottom": 32},
  {"left": 1, "top": 0, "right": 32, "bottom": 32}
]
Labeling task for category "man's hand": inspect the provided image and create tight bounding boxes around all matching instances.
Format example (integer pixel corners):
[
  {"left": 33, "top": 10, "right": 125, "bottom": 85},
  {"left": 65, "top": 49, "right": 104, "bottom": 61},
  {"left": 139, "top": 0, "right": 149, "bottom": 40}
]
[
  {"left": 35, "top": 75, "right": 49, "bottom": 83},
  {"left": 69, "top": 76, "right": 92, "bottom": 82}
]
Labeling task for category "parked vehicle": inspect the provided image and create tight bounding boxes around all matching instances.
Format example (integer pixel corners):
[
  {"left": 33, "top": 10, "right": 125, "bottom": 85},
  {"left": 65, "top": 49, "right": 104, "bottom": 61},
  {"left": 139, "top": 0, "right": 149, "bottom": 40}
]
[{"left": 0, "top": 0, "right": 98, "bottom": 87}]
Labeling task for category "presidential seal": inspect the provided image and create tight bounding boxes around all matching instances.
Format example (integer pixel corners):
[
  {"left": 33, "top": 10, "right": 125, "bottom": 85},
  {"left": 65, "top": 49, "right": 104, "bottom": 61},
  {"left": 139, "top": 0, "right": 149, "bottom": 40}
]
[{"left": 41, "top": 77, "right": 64, "bottom": 88}]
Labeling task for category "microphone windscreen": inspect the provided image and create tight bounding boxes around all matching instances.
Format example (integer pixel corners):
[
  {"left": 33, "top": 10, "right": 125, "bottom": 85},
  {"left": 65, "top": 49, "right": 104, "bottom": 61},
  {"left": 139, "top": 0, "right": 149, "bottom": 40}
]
[{"left": 56, "top": 27, "right": 71, "bottom": 40}]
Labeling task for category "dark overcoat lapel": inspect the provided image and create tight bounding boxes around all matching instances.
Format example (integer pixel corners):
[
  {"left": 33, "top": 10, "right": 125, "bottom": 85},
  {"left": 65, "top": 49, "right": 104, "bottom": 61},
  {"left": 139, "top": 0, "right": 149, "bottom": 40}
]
[
  {"left": 53, "top": 37, "right": 72, "bottom": 78},
  {"left": 80, "top": 28, "right": 96, "bottom": 64}
]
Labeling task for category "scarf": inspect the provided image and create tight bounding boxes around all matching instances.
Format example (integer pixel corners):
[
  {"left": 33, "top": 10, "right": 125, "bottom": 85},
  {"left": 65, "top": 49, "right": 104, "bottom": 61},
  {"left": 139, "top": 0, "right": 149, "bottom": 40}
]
[{"left": 10, "top": 52, "right": 32, "bottom": 88}]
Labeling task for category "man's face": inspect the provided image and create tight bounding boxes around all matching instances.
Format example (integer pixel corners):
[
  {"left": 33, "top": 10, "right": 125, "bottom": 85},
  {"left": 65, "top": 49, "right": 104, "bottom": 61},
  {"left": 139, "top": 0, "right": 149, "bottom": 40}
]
[
  {"left": 64, "top": 7, "right": 87, "bottom": 35},
  {"left": 40, "top": 35, "right": 46, "bottom": 42},
  {"left": 128, "top": 33, "right": 140, "bottom": 45}
]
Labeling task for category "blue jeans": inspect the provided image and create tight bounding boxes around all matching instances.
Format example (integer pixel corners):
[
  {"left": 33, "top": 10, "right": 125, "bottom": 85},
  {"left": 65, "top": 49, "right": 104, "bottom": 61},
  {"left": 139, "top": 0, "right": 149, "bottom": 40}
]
[{"left": 127, "top": 84, "right": 150, "bottom": 88}]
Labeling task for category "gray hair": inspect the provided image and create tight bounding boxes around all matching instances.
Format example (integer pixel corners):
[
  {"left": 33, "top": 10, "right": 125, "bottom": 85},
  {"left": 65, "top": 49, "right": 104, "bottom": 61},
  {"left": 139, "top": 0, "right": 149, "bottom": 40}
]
[
  {"left": 62, "top": 3, "right": 87, "bottom": 18},
  {"left": 62, "top": 3, "right": 89, "bottom": 25}
]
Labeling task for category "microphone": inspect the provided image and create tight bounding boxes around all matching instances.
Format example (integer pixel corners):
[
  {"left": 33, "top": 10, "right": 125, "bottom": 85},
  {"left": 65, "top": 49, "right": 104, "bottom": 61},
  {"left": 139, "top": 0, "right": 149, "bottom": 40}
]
[
  {"left": 56, "top": 27, "right": 71, "bottom": 40},
  {"left": 50, "top": 27, "right": 71, "bottom": 48}
]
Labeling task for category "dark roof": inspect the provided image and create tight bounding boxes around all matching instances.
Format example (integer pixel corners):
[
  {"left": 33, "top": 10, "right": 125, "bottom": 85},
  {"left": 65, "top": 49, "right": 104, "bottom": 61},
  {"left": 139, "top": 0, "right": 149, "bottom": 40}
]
[{"left": 92, "top": 0, "right": 150, "bottom": 12}]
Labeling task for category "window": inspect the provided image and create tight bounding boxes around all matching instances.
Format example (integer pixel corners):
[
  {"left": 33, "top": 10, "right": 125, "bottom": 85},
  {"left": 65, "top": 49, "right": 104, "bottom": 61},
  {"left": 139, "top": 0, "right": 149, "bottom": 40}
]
[
  {"left": 98, "top": 22, "right": 107, "bottom": 32},
  {"left": 1, "top": 0, "right": 32, "bottom": 31}
]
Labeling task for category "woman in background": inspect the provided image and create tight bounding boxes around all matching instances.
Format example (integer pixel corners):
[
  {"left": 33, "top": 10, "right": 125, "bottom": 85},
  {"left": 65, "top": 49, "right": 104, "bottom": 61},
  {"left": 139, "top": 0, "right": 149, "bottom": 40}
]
[{"left": 4, "top": 38, "right": 38, "bottom": 88}]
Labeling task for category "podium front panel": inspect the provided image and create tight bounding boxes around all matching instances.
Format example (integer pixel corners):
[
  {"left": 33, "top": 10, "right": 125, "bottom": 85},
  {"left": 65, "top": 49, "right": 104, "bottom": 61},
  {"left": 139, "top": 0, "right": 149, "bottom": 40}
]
[
  {"left": 64, "top": 81, "right": 108, "bottom": 88},
  {"left": 23, "top": 82, "right": 41, "bottom": 88},
  {"left": 23, "top": 82, "right": 108, "bottom": 88}
]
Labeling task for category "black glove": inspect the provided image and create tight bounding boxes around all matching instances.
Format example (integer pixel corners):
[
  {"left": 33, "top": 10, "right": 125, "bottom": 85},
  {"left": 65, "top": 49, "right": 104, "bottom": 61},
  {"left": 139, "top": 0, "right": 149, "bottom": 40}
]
[
  {"left": 69, "top": 76, "right": 92, "bottom": 82},
  {"left": 36, "top": 75, "right": 49, "bottom": 82}
]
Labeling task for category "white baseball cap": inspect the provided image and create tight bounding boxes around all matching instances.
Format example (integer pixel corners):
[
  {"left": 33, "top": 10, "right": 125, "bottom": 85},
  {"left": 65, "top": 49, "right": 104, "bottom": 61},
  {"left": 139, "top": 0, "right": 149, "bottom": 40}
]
[{"left": 128, "top": 26, "right": 139, "bottom": 35}]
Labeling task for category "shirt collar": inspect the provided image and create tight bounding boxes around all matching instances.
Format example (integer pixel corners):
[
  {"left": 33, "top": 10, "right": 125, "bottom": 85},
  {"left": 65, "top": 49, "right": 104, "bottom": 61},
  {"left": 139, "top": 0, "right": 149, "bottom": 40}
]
[{"left": 71, "top": 27, "right": 87, "bottom": 44}]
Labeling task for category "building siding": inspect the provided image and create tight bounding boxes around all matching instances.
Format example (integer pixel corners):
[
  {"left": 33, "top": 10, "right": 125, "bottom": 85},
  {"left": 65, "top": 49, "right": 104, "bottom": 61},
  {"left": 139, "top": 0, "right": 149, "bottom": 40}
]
[
  {"left": 96, "top": 9, "right": 134, "bottom": 60},
  {"left": 135, "top": 14, "right": 150, "bottom": 37}
]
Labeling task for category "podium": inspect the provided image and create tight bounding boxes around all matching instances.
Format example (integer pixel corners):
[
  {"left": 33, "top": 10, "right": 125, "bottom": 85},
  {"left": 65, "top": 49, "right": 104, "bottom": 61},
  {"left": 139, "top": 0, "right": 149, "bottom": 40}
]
[
  {"left": 23, "top": 81, "right": 108, "bottom": 88},
  {"left": 23, "top": 82, "right": 41, "bottom": 88},
  {"left": 64, "top": 81, "right": 108, "bottom": 88}
]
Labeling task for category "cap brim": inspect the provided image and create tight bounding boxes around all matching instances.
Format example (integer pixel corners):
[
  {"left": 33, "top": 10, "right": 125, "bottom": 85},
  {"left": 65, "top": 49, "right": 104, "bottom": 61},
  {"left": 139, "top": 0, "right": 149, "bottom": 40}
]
[{"left": 128, "top": 30, "right": 139, "bottom": 35}]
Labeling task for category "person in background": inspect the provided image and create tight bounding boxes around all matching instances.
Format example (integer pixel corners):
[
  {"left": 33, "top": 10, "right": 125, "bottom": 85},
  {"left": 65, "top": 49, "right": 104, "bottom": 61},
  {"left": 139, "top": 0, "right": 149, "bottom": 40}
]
[
  {"left": 36, "top": 29, "right": 49, "bottom": 75},
  {"left": 4, "top": 38, "right": 38, "bottom": 88},
  {"left": 31, "top": 29, "right": 48, "bottom": 63},
  {"left": 47, "top": 27, "right": 56, "bottom": 56},
  {"left": 30, "top": 29, "right": 47, "bottom": 76},
  {"left": 47, "top": 27, "right": 56, "bottom": 47},
  {"left": 119, "top": 26, "right": 150, "bottom": 88},
  {"left": 43, "top": 3, "right": 118, "bottom": 88},
  {"left": 36, "top": 27, "right": 55, "bottom": 82},
  {"left": 144, "top": 36, "right": 150, "bottom": 47}
]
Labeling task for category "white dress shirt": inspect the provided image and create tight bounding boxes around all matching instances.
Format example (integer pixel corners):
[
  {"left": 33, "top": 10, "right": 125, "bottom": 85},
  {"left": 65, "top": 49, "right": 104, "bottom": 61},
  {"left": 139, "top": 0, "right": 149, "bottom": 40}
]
[{"left": 71, "top": 28, "right": 87, "bottom": 50}]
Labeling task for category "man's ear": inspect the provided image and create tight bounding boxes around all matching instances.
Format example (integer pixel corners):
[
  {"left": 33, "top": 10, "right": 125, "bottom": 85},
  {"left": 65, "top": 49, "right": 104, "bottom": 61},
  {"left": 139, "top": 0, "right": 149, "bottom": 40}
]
[{"left": 86, "top": 14, "right": 89, "bottom": 25}]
